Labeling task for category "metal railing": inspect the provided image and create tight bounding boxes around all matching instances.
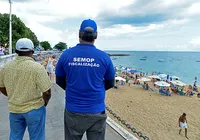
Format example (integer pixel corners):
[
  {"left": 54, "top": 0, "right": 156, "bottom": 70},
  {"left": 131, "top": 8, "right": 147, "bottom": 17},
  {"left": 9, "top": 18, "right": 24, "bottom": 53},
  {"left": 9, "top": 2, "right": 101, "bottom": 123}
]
[{"left": 106, "top": 106, "right": 150, "bottom": 140}]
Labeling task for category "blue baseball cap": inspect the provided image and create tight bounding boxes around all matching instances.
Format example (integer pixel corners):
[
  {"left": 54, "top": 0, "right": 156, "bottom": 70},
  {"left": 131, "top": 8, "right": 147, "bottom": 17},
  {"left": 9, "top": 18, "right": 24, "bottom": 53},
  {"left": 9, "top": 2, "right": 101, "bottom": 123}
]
[{"left": 80, "top": 19, "right": 97, "bottom": 33}]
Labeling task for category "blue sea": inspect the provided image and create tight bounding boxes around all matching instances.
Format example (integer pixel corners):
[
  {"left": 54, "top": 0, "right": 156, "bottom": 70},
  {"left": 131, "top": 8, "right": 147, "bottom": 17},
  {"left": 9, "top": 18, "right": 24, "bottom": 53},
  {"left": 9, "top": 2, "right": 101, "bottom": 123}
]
[{"left": 106, "top": 51, "right": 200, "bottom": 85}]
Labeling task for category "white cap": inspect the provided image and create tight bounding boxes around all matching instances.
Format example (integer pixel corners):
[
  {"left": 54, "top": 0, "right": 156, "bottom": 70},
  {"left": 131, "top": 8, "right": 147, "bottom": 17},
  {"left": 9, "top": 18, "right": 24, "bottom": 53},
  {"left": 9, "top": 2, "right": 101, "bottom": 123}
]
[{"left": 16, "top": 38, "right": 34, "bottom": 52}]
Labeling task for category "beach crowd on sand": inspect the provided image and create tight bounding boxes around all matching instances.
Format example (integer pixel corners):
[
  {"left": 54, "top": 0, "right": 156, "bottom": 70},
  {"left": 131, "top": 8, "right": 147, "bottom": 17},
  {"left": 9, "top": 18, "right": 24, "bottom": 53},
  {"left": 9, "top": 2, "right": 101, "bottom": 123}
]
[
  {"left": 105, "top": 65, "right": 200, "bottom": 140},
  {"left": 114, "top": 66, "right": 200, "bottom": 98}
]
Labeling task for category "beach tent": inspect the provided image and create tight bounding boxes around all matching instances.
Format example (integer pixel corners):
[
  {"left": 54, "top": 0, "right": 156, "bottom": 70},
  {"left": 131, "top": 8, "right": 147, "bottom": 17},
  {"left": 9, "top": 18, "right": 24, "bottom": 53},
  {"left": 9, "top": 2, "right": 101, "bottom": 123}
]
[
  {"left": 170, "top": 80, "right": 186, "bottom": 86},
  {"left": 115, "top": 76, "right": 126, "bottom": 82},
  {"left": 148, "top": 75, "right": 161, "bottom": 80},
  {"left": 138, "top": 77, "right": 151, "bottom": 82},
  {"left": 158, "top": 74, "right": 167, "bottom": 80},
  {"left": 154, "top": 81, "right": 170, "bottom": 87}
]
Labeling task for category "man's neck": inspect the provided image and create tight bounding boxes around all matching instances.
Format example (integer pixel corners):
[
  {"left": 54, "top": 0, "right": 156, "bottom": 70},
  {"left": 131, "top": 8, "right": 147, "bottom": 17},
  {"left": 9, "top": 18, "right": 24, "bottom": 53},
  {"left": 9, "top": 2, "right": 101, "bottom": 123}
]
[{"left": 79, "top": 40, "right": 94, "bottom": 45}]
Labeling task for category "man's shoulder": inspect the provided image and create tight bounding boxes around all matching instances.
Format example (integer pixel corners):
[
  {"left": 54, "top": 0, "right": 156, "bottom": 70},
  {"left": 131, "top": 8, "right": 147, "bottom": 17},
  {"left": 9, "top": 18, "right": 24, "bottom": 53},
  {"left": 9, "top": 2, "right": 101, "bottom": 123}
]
[
  {"left": 94, "top": 48, "right": 110, "bottom": 58},
  {"left": 27, "top": 61, "right": 45, "bottom": 71}
]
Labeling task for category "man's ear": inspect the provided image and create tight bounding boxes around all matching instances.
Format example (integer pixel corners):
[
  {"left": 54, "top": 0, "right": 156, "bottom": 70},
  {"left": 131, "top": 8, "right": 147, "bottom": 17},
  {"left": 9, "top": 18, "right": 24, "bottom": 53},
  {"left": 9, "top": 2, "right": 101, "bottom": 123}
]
[
  {"left": 79, "top": 31, "right": 84, "bottom": 39},
  {"left": 94, "top": 32, "right": 97, "bottom": 39},
  {"left": 79, "top": 31, "right": 81, "bottom": 38}
]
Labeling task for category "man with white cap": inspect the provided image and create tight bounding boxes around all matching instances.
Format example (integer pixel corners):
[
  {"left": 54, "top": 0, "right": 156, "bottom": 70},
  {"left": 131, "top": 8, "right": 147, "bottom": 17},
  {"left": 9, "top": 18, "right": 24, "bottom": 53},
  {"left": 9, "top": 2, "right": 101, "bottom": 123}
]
[{"left": 0, "top": 38, "right": 52, "bottom": 140}]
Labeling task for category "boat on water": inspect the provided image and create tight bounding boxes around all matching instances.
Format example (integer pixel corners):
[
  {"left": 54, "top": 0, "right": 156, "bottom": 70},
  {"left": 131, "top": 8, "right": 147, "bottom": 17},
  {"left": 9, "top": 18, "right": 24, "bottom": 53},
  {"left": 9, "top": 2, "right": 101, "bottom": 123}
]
[
  {"left": 140, "top": 58, "right": 146, "bottom": 60},
  {"left": 158, "top": 59, "right": 166, "bottom": 62},
  {"left": 112, "top": 58, "right": 117, "bottom": 60},
  {"left": 196, "top": 60, "right": 200, "bottom": 62}
]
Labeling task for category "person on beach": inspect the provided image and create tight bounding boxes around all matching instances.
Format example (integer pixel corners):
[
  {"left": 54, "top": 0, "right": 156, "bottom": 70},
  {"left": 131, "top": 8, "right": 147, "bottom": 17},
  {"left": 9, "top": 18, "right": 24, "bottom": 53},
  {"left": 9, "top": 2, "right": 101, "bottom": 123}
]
[
  {"left": 179, "top": 113, "right": 188, "bottom": 139},
  {"left": 0, "top": 45, "right": 5, "bottom": 56},
  {"left": 56, "top": 19, "right": 115, "bottom": 140},
  {"left": 0, "top": 38, "right": 52, "bottom": 140},
  {"left": 195, "top": 76, "right": 197, "bottom": 83},
  {"left": 193, "top": 81, "right": 198, "bottom": 91},
  {"left": 46, "top": 55, "right": 57, "bottom": 81}
]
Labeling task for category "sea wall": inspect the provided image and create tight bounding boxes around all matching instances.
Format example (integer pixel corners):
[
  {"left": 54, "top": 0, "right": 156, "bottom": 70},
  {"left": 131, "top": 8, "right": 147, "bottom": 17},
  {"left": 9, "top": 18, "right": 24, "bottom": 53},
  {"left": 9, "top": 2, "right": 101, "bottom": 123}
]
[{"left": 108, "top": 53, "right": 130, "bottom": 56}]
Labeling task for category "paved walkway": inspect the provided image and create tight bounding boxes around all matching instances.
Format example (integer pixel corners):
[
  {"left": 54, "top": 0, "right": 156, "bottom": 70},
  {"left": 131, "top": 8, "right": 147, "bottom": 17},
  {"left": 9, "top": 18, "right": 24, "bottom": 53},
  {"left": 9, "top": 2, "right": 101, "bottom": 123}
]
[{"left": 0, "top": 84, "right": 124, "bottom": 140}]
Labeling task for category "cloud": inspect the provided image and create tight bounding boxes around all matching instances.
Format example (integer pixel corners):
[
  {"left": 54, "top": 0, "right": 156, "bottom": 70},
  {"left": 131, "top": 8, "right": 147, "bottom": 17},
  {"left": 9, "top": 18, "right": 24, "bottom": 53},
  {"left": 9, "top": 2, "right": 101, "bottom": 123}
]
[
  {"left": 186, "top": 2, "right": 200, "bottom": 16},
  {"left": 99, "top": 19, "right": 188, "bottom": 37},
  {"left": 0, "top": 0, "right": 200, "bottom": 51},
  {"left": 189, "top": 37, "right": 200, "bottom": 46},
  {"left": 97, "top": 0, "right": 196, "bottom": 26}
]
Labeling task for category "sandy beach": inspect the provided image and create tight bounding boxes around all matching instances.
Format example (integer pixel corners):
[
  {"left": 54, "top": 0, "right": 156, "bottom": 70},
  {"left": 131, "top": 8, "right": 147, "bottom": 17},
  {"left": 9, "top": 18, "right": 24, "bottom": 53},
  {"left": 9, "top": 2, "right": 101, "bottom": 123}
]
[{"left": 106, "top": 85, "right": 200, "bottom": 140}]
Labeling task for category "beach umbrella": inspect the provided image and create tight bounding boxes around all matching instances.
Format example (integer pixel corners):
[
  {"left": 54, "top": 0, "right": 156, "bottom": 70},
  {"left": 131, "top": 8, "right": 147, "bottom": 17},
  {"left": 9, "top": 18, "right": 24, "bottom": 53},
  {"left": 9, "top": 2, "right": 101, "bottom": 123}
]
[
  {"left": 138, "top": 77, "right": 151, "bottom": 82},
  {"left": 154, "top": 81, "right": 170, "bottom": 87},
  {"left": 157, "top": 72, "right": 163, "bottom": 75},
  {"left": 115, "top": 76, "right": 126, "bottom": 82},
  {"left": 170, "top": 80, "right": 186, "bottom": 86},
  {"left": 148, "top": 75, "right": 161, "bottom": 80},
  {"left": 158, "top": 74, "right": 167, "bottom": 79},
  {"left": 128, "top": 69, "right": 140, "bottom": 73},
  {"left": 170, "top": 76, "right": 179, "bottom": 80}
]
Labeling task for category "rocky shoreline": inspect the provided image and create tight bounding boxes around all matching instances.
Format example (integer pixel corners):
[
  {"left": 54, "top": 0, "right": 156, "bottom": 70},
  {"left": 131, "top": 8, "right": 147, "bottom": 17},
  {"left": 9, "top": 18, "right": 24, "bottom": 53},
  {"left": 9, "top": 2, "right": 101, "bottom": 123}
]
[{"left": 108, "top": 53, "right": 130, "bottom": 56}]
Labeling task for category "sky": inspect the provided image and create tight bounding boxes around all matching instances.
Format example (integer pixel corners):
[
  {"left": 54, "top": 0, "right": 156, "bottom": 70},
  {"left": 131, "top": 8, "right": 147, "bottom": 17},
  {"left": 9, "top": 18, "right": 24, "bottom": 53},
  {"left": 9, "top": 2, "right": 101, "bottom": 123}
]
[{"left": 0, "top": 0, "right": 200, "bottom": 51}]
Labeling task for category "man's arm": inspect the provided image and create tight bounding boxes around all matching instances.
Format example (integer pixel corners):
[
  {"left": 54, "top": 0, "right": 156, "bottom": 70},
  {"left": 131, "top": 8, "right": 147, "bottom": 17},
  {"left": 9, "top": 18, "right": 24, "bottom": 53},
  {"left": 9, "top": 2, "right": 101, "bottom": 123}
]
[
  {"left": 104, "top": 56, "right": 115, "bottom": 90},
  {"left": 43, "top": 89, "right": 51, "bottom": 106},
  {"left": 55, "top": 53, "right": 66, "bottom": 90},
  {"left": 56, "top": 76, "right": 66, "bottom": 90},
  {"left": 36, "top": 66, "right": 53, "bottom": 106},
  {"left": 0, "top": 87, "right": 7, "bottom": 97},
  {"left": 104, "top": 79, "right": 114, "bottom": 90},
  {"left": 178, "top": 117, "right": 181, "bottom": 126}
]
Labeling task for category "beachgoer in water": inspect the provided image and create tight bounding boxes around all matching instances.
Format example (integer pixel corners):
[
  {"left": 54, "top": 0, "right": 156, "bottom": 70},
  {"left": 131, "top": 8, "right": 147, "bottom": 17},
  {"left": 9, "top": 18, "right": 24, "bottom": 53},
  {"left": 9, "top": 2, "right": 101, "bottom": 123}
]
[{"left": 179, "top": 113, "right": 188, "bottom": 139}]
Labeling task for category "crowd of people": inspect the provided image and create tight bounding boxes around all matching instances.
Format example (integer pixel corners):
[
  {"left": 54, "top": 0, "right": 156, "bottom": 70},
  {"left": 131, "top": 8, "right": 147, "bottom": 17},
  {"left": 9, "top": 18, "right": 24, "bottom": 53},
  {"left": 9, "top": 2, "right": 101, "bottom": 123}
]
[{"left": 115, "top": 68, "right": 200, "bottom": 98}]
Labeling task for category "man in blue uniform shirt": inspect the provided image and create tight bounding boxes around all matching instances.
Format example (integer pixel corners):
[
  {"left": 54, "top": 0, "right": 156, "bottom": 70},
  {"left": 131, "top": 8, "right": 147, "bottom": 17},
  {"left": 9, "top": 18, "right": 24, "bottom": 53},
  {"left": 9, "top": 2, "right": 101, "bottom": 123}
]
[{"left": 55, "top": 19, "right": 115, "bottom": 140}]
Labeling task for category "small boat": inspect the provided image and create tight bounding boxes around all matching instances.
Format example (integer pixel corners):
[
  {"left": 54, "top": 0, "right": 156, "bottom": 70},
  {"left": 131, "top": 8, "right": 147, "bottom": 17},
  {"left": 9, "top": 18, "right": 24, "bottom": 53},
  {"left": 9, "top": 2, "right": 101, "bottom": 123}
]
[
  {"left": 196, "top": 61, "right": 200, "bottom": 62},
  {"left": 158, "top": 59, "right": 166, "bottom": 62},
  {"left": 112, "top": 58, "right": 117, "bottom": 60},
  {"left": 140, "top": 58, "right": 146, "bottom": 60}
]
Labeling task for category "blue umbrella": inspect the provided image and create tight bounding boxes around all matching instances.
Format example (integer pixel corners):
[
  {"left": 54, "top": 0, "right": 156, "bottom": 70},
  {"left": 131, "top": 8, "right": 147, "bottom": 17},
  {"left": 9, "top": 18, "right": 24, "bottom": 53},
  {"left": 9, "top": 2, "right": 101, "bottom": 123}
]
[
  {"left": 157, "top": 72, "right": 163, "bottom": 75},
  {"left": 129, "top": 69, "right": 140, "bottom": 73}
]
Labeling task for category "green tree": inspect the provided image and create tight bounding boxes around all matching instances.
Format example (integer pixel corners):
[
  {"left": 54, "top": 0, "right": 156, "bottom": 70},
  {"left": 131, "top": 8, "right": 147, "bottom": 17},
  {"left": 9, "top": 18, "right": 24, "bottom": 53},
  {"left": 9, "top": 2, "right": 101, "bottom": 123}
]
[
  {"left": 40, "top": 41, "right": 52, "bottom": 51},
  {"left": 0, "top": 13, "right": 39, "bottom": 51},
  {"left": 54, "top": 42, "right": 67, "bottom": 51}
]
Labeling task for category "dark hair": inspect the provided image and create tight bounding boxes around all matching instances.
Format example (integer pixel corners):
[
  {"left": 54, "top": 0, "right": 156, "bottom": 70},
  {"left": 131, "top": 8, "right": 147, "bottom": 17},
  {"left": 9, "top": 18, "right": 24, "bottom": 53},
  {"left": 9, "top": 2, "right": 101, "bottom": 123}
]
[
  {"left": 183, "top": 113, "right": 186, "bottom": 116},
  {"left": 15, "top": 50, "right": 34, "bottom": 56},
  {"left": 80, "top": 31, "right": 97, "bottom": 42}
]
